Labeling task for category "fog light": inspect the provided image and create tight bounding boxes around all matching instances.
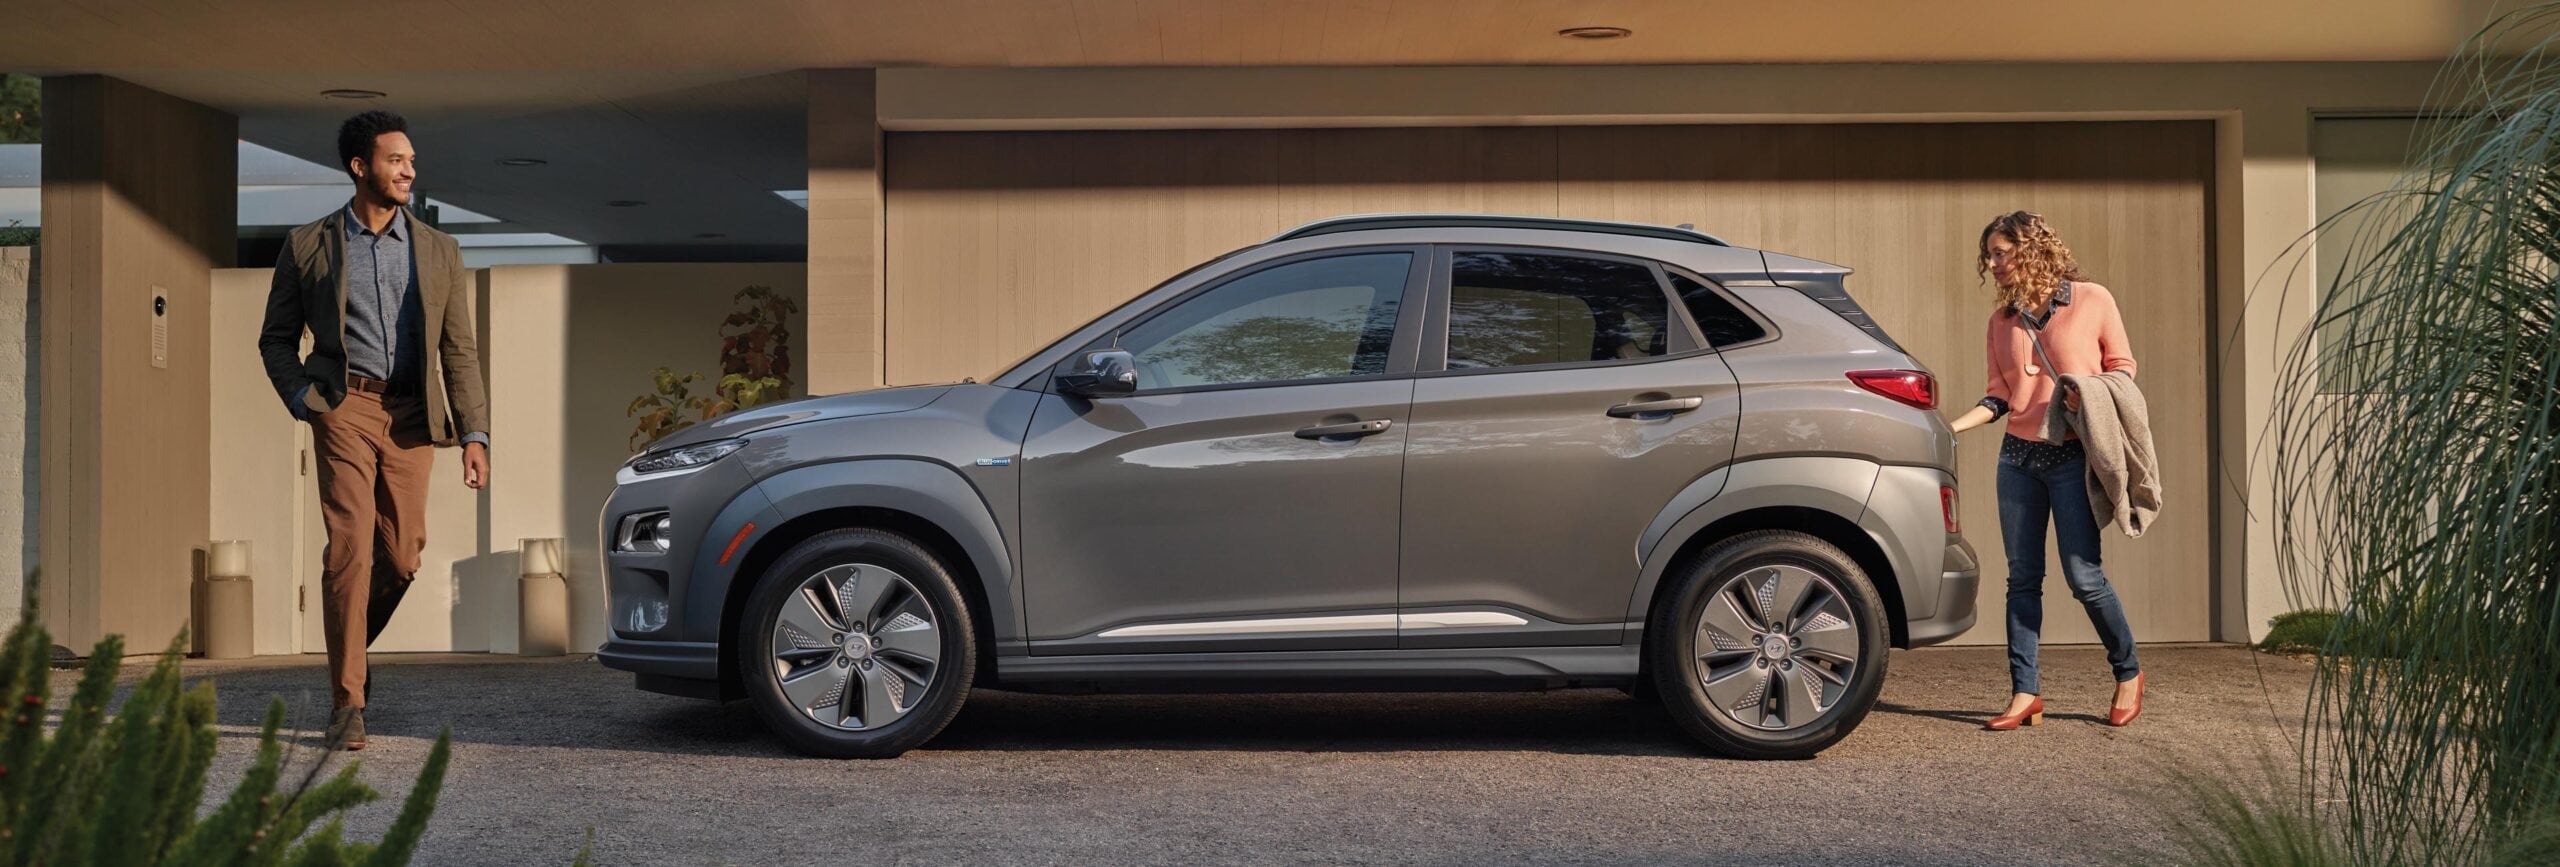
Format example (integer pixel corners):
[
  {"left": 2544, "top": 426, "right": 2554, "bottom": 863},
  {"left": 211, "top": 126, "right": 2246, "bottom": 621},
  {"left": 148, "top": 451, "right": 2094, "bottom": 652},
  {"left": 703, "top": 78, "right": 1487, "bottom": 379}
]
[
  {"left": 622, "top": 599, "right": 671, "bottom": 634},
  {"left": 617, "top": 511, "right": 675, "bottom": 553}
]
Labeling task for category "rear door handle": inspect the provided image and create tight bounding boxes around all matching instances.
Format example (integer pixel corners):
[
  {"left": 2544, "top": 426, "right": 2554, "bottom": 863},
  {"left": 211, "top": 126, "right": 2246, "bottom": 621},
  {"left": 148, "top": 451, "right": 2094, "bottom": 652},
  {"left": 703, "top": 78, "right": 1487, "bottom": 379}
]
[
  {"left": 1607, "top": 396, "right": 1704, "bottom": 419},
  {"left": 1296, "top": 419, "right": 1394, "bottom": 440}
]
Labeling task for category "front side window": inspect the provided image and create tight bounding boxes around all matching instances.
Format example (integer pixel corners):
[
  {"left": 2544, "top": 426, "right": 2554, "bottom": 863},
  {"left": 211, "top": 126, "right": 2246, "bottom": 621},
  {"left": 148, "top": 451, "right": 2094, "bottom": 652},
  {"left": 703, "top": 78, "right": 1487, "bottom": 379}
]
[
  {"left": 1118, "top": 253, "right": 1411, "bottom": 390},
  {"left": 1445, "top": 252, "right": 1672, "bottom": 370}
]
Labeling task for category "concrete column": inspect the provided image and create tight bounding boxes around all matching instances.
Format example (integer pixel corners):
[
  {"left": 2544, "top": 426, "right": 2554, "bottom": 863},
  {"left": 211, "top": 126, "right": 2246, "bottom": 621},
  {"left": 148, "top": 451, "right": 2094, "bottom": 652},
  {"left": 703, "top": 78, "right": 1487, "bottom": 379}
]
[
  {"left": 38, "top": 75, "right": 234, "bottom": 652},
  {"left": 0, "top": 246, "right": 28, "bottom": 627},
  {"left": 806, "top": 69, "right": 886, "bottom": 393},
  {"left": 481, "top": 264, "right": 572, "bottom": 655},
  {"left": 2226, "top": 101, "right": 2324, "bottom": 645}
]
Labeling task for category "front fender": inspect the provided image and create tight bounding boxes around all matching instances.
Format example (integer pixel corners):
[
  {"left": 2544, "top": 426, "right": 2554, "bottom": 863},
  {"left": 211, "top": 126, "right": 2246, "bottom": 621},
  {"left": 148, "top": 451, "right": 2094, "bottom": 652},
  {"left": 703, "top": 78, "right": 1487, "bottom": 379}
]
[
  {"left": 747, "top": 458, "right": 1023, "bottom": 650},
  {"left": 1622, "top": 456, "right": 1884, "bottom": 628}
]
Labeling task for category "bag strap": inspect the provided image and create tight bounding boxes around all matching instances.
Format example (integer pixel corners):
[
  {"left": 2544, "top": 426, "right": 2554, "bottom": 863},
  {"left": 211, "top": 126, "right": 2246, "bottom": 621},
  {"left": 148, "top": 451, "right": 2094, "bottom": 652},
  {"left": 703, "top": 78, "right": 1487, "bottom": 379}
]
[{"left": 2018, "top": 283, "right": 2068, "bottom": 387}]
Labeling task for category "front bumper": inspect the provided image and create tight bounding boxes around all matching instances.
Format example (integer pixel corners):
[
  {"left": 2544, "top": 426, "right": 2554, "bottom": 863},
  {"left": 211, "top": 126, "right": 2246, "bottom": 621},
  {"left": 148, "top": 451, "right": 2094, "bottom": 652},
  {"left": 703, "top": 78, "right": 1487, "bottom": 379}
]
[
  {"left": 597, "top": 638, "right": 720, "bottom": 680},
  {"left": 597, "top": 638, "right": 733, "bottom": 700},
  {"left": 597, "top": 452, "right": 779, "bottom": 701},
  {"left": 599, "top": 457, "right": 776, "bottom": 645}
]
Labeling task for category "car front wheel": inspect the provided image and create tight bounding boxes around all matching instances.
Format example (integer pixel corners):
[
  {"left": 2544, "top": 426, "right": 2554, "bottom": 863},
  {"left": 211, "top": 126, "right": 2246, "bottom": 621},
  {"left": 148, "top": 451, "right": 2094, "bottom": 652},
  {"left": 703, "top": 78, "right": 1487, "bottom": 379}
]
[
  {"left": 738, "top": 528, "right": 975, "bottom": 758},
  {"left": 1648, "top": 529, "right": 1890, "bottom": 760}
]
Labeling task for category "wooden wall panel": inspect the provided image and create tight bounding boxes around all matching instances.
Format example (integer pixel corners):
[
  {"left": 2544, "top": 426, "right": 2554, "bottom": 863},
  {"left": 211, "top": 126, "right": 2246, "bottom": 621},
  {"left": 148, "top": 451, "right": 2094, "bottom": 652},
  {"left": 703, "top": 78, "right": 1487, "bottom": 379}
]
[{"left": 885, "top": 121, "right": 2213, "bottom": 643}]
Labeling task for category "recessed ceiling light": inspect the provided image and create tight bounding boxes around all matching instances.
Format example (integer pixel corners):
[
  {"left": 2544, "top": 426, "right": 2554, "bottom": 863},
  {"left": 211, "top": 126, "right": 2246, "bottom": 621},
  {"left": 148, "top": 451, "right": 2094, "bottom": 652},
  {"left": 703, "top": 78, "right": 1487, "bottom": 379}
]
[
  {"left": 694, "top": 232, "right": 728, "bottom": 240},
  {"left": 607, "top": 200, "right": 647, "bottom": 208},
  {"left": 498, "top": 158, "right": 547, "bottom": 167},
  {"left": 320, "top": 89, "right": 386, "bottom": 100},
  {"left": 1558, "top": 26, "right": 1632, "bottom": 40}
]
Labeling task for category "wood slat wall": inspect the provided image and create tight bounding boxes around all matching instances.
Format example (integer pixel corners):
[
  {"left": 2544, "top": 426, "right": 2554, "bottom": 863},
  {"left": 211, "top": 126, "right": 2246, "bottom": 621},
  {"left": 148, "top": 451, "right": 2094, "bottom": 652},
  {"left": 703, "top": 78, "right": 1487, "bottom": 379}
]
[{"left": 884, "top": 121, "right": 2211, "bottom": 643}]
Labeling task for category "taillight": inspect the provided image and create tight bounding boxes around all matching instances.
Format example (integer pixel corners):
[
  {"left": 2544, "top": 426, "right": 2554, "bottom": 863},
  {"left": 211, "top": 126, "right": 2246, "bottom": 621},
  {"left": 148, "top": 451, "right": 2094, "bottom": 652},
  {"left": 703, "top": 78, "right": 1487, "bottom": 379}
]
[
  {"left": 1940, "top": 485, "right": 1961, "bottom": 534},
  {"left": 1848, "top": 369, "right": 1936, "bottom": 410}
]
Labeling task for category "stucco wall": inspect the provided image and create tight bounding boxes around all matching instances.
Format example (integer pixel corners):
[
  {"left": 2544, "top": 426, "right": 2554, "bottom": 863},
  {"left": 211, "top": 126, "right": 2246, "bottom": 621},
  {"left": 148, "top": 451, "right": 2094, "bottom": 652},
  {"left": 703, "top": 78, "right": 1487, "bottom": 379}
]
[{"left": 208, "top": 261, "right": 806, "bottom": 655}]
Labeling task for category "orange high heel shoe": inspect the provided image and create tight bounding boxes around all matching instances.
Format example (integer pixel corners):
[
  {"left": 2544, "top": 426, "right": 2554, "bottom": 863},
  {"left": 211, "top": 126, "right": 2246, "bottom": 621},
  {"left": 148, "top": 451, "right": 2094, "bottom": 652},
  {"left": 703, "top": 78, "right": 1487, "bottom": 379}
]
[
  {"left": 1985, "top": 695, "right": 2044, "bottom": 731},
  {"left": 2109, "top": 673, "right": 2145, "bottom": 727}
]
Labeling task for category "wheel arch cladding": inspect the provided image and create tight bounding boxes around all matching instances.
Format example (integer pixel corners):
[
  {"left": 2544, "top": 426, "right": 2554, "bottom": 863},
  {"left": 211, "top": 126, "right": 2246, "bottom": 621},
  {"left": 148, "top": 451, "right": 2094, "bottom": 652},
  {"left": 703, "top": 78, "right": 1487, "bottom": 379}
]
[
  {"left": 1629, "top": 458, "right": 1909, "bottom": 649},
  {"left": 721, "top": 459, "right": 1012, "bottom": 693}
]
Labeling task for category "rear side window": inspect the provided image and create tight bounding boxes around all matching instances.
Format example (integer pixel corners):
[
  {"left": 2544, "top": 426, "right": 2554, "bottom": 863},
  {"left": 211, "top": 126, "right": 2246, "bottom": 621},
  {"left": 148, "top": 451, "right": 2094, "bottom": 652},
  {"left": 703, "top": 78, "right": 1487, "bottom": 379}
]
[
  {"left": 1445, "top": 252, "right": 1671, "bottom": 370},
  {"left": 1670, "top": 273, "right": 1768, "bottom": 347}
]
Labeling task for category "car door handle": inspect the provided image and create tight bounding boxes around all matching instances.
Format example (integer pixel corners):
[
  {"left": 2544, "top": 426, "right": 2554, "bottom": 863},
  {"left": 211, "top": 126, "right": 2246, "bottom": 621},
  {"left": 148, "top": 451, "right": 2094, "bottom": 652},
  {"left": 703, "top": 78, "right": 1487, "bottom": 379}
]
[
  {"left": 1607, "top": 396, "right": 1705, "bottom": 419},
  {"left": 1296, "top": 419, "right": 1394, "bottom": 440}
]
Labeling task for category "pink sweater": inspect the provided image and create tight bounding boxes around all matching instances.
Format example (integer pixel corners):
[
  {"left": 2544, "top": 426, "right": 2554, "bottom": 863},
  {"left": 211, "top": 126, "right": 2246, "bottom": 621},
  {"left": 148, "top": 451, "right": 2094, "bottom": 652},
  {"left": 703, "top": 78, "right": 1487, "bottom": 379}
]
[{"left": 1984, "top": 281, "right": 2138, "bottom": 440}]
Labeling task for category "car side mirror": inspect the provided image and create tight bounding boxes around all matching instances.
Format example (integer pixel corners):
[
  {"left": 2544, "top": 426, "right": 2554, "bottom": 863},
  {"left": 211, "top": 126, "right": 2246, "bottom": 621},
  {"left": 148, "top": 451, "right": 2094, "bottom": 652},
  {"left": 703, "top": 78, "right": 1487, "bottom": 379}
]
[{"left": 1055, "top": 349, "right": 1138, "bottom": 398}]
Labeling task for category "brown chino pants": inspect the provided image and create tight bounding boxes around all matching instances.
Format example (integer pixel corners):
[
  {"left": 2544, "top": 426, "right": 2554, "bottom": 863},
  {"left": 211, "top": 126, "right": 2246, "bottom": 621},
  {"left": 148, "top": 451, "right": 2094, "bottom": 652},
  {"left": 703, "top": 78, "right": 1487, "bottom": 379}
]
[{"left": 310, "top": 390, "right": 436, "bottom": 710}]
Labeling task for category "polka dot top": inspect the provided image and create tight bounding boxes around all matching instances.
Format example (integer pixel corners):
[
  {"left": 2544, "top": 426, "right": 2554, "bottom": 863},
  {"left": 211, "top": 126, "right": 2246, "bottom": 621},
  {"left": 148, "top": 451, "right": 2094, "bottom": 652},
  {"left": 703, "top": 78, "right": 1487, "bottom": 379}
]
[{"left": 2000, "top": 434, "right": 2084, "bottom": 472}]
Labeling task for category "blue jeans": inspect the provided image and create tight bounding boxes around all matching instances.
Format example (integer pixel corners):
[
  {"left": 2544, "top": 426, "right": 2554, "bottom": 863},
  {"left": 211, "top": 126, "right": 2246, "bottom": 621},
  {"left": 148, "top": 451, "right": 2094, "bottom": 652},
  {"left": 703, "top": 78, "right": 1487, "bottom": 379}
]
[{"left": 1997, "top": 453, "right": 2141, "bottom": 696}]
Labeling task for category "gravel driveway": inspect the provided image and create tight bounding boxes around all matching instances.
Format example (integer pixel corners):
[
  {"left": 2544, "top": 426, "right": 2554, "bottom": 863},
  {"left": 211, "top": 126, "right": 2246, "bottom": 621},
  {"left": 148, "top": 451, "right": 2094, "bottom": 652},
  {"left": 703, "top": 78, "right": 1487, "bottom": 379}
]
[{"left": 60, "top": 644, "right": 2310, "bottom": 866}]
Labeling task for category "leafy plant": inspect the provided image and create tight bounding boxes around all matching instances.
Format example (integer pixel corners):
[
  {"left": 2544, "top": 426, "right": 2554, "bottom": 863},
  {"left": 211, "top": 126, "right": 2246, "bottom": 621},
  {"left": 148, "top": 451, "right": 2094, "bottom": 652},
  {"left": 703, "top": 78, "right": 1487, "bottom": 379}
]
[
  {"left": 0, "top": 586, "right": 453, "bottom": 865},
  {"left": 0, "top": 74, "right": 36, "bottom": 145},
  {"left": 2260, "top": 5, "right": 2560, "bottom": 863},
  {"left": 709, "top": 285, "right": 798, "bottom": 417},
  {"left": 626, "top": 368, "right": 711, "bottom": 453},
  {"left": 628, "top": 285, "right": 799, "bottom": 452}
]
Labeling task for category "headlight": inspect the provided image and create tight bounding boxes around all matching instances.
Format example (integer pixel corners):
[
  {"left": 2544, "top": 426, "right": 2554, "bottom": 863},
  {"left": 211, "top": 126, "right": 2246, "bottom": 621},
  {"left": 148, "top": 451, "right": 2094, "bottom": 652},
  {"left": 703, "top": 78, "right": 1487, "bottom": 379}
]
[{"left": 626, "top": 439, "right": 747, "bottom": 477}]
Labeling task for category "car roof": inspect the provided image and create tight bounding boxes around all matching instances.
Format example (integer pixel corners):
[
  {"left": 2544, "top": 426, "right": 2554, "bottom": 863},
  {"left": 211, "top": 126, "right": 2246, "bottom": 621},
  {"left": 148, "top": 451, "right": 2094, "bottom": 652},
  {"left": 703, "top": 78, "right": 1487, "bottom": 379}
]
[{"left": 1270, "top": 213, "right": 1733, "bottom": 247}]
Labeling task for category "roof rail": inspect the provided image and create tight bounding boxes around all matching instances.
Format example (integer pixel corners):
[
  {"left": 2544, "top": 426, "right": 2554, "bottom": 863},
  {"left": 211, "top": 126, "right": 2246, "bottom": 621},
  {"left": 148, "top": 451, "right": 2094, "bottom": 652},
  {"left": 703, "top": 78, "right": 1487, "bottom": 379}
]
[{"left": 1267, "top": 214, "right": 1730, "bottom": 246}]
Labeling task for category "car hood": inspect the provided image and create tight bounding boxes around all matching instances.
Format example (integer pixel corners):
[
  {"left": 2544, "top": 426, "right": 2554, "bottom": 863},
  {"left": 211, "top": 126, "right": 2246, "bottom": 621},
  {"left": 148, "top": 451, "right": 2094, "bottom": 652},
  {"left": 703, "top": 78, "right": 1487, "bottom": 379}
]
[{"left": 641, "top": 384, "right": 956, "bottom": 452}]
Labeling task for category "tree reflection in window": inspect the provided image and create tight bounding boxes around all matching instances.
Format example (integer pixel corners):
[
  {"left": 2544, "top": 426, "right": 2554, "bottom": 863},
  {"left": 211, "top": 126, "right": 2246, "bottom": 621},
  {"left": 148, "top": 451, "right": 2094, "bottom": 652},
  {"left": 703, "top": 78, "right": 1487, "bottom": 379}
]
[
  {"left": 1122, "top": 253, "right": 1411, "bottom": 389},
  {"left": 1446, "top": 253, "right": 1671, "bottom": 370}
]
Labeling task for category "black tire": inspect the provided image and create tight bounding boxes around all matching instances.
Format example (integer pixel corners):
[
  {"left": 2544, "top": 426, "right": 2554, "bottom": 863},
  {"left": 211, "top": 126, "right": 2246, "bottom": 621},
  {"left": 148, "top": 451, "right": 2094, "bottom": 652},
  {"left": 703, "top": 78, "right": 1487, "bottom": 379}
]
[
  {"left": 738, "top": 528, "right": 976, "bottom": 758},
  {"left": 1647, "top": 530, "right": 1890, "bottom": 760}
]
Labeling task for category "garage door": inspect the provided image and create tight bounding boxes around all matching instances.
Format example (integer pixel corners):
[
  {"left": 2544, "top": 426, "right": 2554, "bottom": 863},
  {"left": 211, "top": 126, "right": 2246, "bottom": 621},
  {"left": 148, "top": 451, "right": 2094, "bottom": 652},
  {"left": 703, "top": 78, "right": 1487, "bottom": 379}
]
[{"left": 884, "top": 121, "right": 2213, "bottom": 645}]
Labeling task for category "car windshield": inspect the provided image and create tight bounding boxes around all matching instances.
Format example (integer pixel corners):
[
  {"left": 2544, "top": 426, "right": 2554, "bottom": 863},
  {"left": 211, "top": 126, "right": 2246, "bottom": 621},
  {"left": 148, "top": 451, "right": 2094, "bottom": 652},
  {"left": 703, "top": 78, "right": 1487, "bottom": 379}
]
[{"left": 984, "top": 244, "right": 1255, "bottom": 383}]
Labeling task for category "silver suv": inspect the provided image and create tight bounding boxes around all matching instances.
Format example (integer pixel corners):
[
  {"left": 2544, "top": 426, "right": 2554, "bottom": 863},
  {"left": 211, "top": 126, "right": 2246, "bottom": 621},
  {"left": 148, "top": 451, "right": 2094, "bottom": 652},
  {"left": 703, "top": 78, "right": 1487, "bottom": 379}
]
[{"left": 598, "top": 215, "right": 1979, "bottom": 760}]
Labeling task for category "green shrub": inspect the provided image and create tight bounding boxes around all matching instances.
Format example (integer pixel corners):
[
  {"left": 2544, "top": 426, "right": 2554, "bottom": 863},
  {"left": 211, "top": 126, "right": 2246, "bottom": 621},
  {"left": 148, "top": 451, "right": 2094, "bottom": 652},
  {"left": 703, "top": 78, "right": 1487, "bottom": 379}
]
[
  {"left": 0, "top": 601, "right": 452, "bottom": 866},
  {"left": 2256, "top": 608, "right": 2412, "bottom": 659},
  {"left": 2150, "top": 758, "right": 2352, "bottom": 867},
  {"left": 2256, "top": 5, "right": 2560, "bottom": 861},
  {"left": 2258, "top": 609, "right": 2342, "bottom": 655}
]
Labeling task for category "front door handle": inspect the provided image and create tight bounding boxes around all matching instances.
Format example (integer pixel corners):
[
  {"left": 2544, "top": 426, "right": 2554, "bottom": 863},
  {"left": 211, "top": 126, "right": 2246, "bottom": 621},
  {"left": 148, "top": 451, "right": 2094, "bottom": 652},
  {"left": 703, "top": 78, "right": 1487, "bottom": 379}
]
[
  {"left": 1607, "top": 396, "right": 1704, "bottom": 419},
  {"left": 1296, "top": 419, "right": 1394, "bottom": 440}
]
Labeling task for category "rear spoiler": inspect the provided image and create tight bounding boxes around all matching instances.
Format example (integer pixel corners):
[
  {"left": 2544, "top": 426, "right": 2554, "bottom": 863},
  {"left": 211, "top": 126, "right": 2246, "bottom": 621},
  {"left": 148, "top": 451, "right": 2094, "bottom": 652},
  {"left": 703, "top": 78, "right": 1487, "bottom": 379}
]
[{"left": 1762, "top": 251, "right": 1906, "bottom": 354}]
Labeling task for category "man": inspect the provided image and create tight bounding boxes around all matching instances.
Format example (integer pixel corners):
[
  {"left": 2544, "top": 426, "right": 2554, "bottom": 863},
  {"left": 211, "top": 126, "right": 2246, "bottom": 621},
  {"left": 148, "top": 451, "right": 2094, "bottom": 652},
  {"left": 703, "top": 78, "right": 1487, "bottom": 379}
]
[{"left": 257, "top": 110, "right": 491, "bottom": 751}]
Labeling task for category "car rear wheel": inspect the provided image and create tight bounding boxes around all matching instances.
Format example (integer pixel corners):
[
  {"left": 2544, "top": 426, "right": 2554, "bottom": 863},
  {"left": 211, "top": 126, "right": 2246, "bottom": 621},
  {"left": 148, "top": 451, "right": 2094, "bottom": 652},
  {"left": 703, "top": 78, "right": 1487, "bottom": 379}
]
[
  {"left": 1648, "top": 529, "right": 1890, "bottom": 760},
  {"left": 739, "top": 528, "right": 975, "bottom": 758}
]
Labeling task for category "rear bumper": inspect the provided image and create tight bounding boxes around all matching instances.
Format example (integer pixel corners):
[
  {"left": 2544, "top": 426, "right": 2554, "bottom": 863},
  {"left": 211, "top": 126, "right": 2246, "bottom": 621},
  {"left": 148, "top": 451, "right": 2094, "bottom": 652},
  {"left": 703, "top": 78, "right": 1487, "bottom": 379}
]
[{"left": 1905, "top": 538, "right": 1981, "bottom": 647}]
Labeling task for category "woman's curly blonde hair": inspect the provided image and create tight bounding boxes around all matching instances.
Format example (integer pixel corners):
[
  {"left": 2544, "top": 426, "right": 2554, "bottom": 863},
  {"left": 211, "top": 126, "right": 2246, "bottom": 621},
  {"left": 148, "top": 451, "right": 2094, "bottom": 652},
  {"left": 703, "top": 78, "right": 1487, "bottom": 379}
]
[{"left": 1978, "top": 211, "right": 2088, "bottom": 316}]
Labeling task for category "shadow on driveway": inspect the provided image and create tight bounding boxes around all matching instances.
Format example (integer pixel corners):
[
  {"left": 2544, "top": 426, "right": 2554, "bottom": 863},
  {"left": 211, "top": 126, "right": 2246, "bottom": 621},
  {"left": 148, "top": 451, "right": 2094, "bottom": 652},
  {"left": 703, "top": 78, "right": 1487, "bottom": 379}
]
[{"left": 161, "top": 654, "right": 2096, "bottom": 761}]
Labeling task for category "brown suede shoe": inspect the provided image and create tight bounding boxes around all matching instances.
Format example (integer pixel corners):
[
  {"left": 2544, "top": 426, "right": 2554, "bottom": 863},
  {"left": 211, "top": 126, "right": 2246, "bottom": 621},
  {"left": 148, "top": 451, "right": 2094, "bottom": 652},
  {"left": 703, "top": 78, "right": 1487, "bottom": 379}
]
[{"left": 329, "top": 706, "right": 367, "bottom": 751}]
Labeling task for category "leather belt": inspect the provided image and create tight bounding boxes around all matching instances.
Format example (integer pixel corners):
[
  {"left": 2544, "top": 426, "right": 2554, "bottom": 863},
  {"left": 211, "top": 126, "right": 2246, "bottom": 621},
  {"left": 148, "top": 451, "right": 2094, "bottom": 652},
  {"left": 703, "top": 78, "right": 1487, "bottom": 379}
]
[{"left": 346, "top": 373, "right": 418, "bottom": 397}]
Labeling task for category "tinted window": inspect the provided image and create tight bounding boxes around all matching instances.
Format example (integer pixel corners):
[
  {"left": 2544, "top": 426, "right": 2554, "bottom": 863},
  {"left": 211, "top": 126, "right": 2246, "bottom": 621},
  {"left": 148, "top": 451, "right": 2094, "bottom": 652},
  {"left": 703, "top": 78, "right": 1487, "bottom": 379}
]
[
  {"left": 1445, "top": 252, "right": 1671, "bottom": 370},
  {"left": 1671, "top": 273, "right": 1768, "bottom": 347},
  {"left": 1119, "top": 253, "right": 1411, "bottom": 390}
]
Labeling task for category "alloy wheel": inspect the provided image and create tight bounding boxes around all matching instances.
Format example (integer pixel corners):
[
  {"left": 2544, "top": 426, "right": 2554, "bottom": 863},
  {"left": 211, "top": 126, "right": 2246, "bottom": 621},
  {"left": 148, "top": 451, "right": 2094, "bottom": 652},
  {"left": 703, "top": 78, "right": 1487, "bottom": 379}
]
[
  {"left": 768, "top": 563, "right": 943, "bottom": 731},
  {"left": 1693, "top": 563, "right": 1863, "bottom": 732}
]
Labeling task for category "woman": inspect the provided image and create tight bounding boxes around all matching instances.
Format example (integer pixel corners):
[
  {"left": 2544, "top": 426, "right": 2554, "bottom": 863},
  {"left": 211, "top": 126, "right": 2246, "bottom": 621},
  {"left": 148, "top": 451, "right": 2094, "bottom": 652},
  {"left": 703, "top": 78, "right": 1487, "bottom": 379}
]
[{"left": 1946, "top": 211, "right": 2145, "bottom": 730}]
